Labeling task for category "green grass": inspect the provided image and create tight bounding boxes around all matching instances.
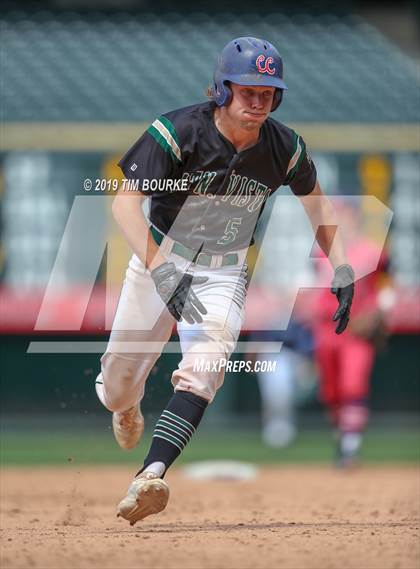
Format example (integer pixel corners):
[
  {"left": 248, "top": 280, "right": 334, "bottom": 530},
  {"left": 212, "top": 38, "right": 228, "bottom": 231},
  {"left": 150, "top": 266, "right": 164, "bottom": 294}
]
[{"left": 1, "top": 429, "right": 419, "bottom": 465}]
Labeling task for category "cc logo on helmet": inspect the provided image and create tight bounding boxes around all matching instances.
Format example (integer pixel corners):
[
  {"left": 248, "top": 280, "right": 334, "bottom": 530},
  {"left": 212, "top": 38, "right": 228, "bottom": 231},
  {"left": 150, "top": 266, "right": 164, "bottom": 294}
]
[{"left": 256, "top": 55, "right": 275, "bottom": 75}]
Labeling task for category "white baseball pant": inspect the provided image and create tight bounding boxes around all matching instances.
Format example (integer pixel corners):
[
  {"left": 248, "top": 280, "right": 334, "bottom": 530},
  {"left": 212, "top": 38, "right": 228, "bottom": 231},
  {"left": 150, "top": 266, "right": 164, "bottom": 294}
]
[{"left": 95, "top": 239, "right": 247, "bottom": 412}]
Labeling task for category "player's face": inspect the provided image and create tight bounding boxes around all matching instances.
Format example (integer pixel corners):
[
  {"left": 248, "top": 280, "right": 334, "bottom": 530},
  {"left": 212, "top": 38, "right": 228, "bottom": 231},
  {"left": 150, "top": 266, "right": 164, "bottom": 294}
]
[{"left": 229, "top": 83, "right": 275, "bottom": 130}]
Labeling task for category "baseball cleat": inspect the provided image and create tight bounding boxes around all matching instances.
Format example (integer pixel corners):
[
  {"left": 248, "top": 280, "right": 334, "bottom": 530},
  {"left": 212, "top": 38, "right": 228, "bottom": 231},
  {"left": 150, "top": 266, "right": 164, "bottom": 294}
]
[
  {"left": 335, "top": 432, "right": 362, "bottom": 469},
  {"left": 112, "top": 405, "right": 144, "bottom": 450},
  {"left": 116, "top": 472, "right": 169, "bottom": 525},
  {"left": 335, "top": 447, "right": 361, "bottom": 469}
]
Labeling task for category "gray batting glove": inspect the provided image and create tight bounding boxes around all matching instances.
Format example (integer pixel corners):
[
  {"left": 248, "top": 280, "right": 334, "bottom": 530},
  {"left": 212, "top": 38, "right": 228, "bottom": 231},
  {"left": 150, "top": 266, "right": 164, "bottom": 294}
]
[
  {"left": 331, "top": 264, "right": 355, "bottom": 334},
  {"left": 151, "top": 262, "right": 208, "bottom": 325}
]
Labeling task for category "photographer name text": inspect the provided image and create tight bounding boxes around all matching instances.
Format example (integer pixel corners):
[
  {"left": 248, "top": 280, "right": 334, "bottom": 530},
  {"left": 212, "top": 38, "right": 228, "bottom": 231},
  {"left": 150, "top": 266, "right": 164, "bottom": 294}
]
[{"left": 83, "top": 178, "right": 189, "bottom": 192}]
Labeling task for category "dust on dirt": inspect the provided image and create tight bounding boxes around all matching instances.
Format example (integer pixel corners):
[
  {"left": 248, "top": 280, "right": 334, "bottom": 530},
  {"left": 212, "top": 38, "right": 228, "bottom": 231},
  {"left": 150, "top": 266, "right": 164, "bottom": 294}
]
[{"left": 1, "top": 465, "right": 419, "bottom": 569}]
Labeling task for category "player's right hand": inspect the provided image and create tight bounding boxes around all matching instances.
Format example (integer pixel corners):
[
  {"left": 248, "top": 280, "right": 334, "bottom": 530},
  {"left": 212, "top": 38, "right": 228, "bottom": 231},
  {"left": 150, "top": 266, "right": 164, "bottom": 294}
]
[{"left": 151, "top": 262, "right": 208, "bottom": 324}]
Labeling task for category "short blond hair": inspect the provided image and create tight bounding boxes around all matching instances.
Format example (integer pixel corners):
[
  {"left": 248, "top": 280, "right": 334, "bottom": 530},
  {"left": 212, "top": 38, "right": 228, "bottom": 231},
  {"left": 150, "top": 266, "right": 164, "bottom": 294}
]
[{"left": 205, "top": 85, "right": 215, "bottom": 100}]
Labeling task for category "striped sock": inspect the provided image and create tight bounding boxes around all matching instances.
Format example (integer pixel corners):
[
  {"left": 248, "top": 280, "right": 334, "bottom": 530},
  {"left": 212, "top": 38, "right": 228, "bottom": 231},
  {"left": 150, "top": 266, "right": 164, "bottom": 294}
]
[
  {"left": 154, "top": 409, "right": 195, "bottom": 451},
  {"left": 139, "top": 391, "right": 208, "bottom": 477}
]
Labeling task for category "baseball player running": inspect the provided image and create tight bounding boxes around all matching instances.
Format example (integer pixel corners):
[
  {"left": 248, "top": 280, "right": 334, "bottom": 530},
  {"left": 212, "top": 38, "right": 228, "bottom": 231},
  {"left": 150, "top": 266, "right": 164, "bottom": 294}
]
[{"left": 95, "top": 37, "right": 355, "bottom": 525}]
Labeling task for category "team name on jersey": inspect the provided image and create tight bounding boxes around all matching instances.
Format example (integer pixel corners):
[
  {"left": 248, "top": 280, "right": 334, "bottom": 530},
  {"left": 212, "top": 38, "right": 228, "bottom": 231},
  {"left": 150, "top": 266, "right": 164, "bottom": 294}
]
[{"left": 182, "top": 170, "right": 272, "bottom": 213}]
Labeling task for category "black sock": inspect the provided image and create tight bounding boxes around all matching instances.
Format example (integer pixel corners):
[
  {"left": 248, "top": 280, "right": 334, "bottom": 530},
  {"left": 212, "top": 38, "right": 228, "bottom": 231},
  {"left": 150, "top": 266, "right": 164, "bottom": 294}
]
[{"left": 137, "top": 391, "right": 208, "bottom": 477}]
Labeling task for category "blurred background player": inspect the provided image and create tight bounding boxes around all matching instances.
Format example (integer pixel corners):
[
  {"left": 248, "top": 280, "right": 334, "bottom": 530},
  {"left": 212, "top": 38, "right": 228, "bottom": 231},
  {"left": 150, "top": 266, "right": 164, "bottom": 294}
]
[
  {"left": 250, "top": 317, "right": 314, "bottom": 448},
  {"left": 313, "top": 200, "right": 394, "bottom": 467}
]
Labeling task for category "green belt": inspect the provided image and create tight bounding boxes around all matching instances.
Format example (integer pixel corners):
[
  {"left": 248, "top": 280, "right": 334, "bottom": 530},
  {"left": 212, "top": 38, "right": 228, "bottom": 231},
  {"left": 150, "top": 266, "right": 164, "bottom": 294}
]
[{"left": 150, "top": 226, "right": 239, "bottom": 267}]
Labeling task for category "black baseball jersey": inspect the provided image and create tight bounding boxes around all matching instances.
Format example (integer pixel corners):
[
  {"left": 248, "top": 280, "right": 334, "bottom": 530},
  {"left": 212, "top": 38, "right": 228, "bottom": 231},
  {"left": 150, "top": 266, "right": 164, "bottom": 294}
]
[{"left": 118, "top": 101, "right": 316, "bottom": 254}]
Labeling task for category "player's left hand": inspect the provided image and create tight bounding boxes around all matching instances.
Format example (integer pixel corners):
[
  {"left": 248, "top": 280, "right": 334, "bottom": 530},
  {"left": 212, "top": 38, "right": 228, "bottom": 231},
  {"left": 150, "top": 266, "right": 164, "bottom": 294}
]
[{"left": 331, "top": 264, "right": 355, "bottom": 334}]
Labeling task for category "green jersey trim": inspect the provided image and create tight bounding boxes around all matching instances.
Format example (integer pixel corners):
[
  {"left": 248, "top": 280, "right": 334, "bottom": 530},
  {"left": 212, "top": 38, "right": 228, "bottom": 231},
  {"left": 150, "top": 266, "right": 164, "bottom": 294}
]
[
  {"left": 285, "top": 132, "right": 306, "bottom": 184},
  {"left": 147, "top": 117, "right": 182, "bottom": 165}
]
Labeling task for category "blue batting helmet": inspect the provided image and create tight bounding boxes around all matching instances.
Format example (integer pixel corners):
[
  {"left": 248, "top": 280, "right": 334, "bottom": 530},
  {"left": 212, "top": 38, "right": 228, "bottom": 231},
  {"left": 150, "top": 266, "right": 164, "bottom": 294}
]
[{"left": 213, "top": 37, "right": 287, "bottom": 111}]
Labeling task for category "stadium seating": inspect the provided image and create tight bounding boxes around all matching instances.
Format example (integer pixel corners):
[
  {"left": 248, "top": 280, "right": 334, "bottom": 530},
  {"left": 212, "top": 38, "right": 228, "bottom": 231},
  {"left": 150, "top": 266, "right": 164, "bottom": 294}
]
[{"left": 1, "top": 11, "right": 419, "bottom": 122}]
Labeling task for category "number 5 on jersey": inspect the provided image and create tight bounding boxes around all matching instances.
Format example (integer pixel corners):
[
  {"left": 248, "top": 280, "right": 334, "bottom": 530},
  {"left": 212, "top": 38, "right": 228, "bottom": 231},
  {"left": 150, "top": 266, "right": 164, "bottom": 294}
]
[{"left": 217, "top": 217, "right": 242, "bottom": 246}]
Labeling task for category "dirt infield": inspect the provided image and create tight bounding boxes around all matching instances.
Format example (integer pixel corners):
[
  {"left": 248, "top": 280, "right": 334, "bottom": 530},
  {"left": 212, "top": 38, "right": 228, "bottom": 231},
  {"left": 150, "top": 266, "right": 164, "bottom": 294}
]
[{"left": 1, "top": 465, "right": 419, "bottom": 569}]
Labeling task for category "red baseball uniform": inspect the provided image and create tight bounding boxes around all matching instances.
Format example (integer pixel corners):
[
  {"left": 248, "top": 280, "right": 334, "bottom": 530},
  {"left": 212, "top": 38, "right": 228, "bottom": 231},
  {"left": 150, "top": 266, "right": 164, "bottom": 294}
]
[{"left": 313, "top": 238, "right": 387, "bottom": 431}]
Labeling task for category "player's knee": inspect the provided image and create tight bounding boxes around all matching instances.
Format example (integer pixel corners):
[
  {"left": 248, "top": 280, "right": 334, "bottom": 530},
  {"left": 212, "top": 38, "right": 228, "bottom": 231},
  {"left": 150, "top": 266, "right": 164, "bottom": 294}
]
[
  {"left": 101, "top": 352, "right": 155, "bottom": 383},
  {"left": 99, "top": 352, "right": 152, "bottom": 412},
  {"left": 207, "top": 325, "right": 238, "bottom": 357}
]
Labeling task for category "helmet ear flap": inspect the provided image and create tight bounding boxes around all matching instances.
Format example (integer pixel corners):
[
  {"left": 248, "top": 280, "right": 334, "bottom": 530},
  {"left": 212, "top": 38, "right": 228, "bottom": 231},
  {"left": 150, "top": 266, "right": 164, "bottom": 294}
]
[
  {"left": 271, "top": 88, "right": 283, "bottom": 111},
  {"left": 214, "top": 80, "right": 232, "bottom": 107},
  {"left": 222, "top": 81, "right": 232, "bottom": 106}
]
